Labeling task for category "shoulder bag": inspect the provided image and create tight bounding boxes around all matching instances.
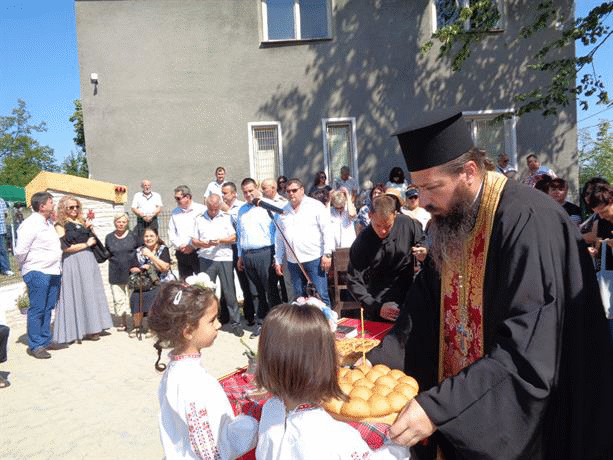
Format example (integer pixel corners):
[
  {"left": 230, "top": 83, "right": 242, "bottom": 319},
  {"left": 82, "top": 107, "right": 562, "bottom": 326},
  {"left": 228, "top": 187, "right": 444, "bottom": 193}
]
[{"left": 596, "top": 240, "right": 613, "bottom": 319}]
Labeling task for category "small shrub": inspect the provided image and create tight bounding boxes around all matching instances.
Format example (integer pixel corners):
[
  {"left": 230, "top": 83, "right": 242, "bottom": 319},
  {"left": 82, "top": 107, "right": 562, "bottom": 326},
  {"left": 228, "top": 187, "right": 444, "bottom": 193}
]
[{"left": 16, "top": 291, "right": 29, "bottom": 311}]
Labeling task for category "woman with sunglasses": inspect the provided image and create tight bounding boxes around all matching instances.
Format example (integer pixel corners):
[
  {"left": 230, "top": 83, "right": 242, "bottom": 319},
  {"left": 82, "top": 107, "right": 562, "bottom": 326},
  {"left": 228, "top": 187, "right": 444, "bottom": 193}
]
[
  {"left": 307, "top": 171, "right": 332, "bottom": 197},
  {"left": 53, "top": 196, "right": 112, "bottom": 345}
]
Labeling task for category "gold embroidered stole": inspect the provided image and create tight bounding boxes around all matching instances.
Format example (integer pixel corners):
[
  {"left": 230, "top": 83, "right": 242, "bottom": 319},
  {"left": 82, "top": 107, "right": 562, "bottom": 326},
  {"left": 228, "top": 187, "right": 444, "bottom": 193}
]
[{"left": 438, "top": 171, "right": 507, "bottom": 381}]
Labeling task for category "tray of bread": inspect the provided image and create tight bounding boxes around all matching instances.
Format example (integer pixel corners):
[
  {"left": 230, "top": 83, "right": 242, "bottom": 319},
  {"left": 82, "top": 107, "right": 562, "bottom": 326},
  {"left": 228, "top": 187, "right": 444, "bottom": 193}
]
[
  {"left": 324, "top": 364, "right": 419, "bottom": 425},
  {"left": 336, "top": 337, "right": 380, "bottom": 366}
]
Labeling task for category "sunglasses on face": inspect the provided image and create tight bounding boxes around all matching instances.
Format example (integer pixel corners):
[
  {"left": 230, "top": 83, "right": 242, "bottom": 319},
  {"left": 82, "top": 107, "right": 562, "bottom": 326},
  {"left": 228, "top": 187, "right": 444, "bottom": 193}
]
[
  {"left": 175, "top": 195, "right": 188, "bottom": 201},
  {"left": 286, "top": 188, "right": 301, "bottom": 194},
  {"left": 68, "top": 205, "right": 80, "bottom": 210}
]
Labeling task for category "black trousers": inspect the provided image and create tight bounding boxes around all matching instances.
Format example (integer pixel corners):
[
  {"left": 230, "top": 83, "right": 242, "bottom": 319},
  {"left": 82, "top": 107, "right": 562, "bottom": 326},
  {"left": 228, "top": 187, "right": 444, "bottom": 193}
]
[
  {"left": 242, "top": 246, "right": 281, "bottom": 323},
  {"left": 232, "top": 244, "right": 254, "bottom": 323},
  {"left": 0, "top": 324, "right": 9, "bottom": 363},
  {"left": 135, "top": 216, "right": 158, "bottom": 245},
  {"left": 175, "top": 250, "right": 199, "bottom": 280}
]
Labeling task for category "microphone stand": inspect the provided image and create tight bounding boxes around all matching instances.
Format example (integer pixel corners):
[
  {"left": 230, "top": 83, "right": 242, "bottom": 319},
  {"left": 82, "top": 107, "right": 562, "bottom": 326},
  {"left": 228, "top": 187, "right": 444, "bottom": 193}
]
[{"left": 267, "top": 209, "right": 321, "bottom": 301}]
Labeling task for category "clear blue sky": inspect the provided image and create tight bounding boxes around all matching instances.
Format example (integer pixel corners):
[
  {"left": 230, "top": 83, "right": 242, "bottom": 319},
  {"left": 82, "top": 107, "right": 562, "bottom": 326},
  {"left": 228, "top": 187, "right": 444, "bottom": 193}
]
[
  {"left": 1, "top": 1, "right": 79, "bottom": 164},
  {"left": 0, "top": 1, "right": 611, "bottom": 167}
]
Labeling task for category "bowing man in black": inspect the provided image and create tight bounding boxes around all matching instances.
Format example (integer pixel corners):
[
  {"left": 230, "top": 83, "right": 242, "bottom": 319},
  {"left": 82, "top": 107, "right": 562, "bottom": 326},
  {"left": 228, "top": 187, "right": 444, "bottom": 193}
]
[
  {"left": 385, "top": 111, "right": 613, "bottom": 460},
  {"left": 347, "top": 194, "right": 423, "bottom": 322}
]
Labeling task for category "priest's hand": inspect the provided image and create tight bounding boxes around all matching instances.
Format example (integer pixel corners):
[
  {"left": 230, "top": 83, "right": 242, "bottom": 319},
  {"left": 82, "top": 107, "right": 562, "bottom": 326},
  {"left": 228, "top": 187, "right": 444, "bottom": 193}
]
[
  {"left": 389, "top": 398, "right": 436, "bottom": 446},
  {"left": 380, "top": 302, "right": 399, "bottom": 321}
]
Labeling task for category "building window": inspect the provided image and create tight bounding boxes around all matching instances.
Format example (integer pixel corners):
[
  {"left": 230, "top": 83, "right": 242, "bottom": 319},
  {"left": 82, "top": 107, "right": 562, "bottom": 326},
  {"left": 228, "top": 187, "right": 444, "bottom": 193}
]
[
  {"left": 434, "top": 0, "right": 504, "bottom": 31},
  {"left": 248, "top": 122, "right": 284, "bottom": 183},
  {"left": 322, "top": 118, "right": 359, "bottom": 185},
  {"left": 464, "top": 110, "right": 517, "bottom": 168},
  {"left": 262, "top": 0, "right": 331, "bottom": 42}
]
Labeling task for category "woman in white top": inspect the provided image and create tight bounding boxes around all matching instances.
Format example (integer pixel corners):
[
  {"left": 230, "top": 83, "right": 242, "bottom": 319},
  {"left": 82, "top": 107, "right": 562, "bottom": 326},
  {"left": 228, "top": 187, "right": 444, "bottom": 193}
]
[{"left": 329, "top": 188, "right": 357, "bottom": 249}]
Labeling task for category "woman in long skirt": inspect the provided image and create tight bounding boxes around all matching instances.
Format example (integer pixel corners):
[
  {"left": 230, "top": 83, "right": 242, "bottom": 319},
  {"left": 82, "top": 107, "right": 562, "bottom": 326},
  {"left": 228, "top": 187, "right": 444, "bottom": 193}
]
[{"left": 53, "top": 196, "right": 112, "bottom": 344}]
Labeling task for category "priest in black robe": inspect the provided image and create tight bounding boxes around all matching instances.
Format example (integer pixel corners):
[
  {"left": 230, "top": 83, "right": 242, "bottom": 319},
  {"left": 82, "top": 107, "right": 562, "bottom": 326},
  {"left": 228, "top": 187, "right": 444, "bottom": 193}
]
[{"left": 383, "top": 112, "right": 613, "bottom": 460}]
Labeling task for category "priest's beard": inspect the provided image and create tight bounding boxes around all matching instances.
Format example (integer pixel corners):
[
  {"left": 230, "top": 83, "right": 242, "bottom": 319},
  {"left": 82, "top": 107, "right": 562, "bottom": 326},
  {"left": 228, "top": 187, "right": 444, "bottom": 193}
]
[{"left": 428, "top": 182, "right": 479, "bottom": 273}]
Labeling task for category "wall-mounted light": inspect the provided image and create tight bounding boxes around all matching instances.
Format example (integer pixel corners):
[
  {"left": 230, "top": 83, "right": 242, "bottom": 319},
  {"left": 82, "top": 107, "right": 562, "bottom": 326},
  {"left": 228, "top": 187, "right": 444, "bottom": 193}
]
[{"left": 90, "top": 73, "right": 98, "bottom": 84}]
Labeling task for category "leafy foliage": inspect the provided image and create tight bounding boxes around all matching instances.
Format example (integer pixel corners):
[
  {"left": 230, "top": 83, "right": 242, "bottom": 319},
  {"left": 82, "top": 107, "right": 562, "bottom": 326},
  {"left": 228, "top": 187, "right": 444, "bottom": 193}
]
[
  {"left": 422, "top": 1, "right": 613, "bottom": 116},
  {"left": 579, "top": 120, "right": 613, "bottom": 185},
  {"left": 62, "top": 150, "right": 89, "bottom": 178},
  {"left": 0, "top": 100, "right": 57, "bottom": 186},
  {"left": 69, "top": 99, "right": 86, "bottom": 153}
]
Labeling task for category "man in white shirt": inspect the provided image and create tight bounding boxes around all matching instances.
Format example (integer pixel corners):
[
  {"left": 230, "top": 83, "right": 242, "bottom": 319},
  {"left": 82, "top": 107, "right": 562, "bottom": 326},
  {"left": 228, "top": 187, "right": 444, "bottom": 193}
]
[
  {"left": 221, "top": 182, "right": 255, "bottom": 325},
  {"left": 204, "top": 166, "right": 226, "bottom": 198},
  {"left": 333, "top": 166, "right": 360, "bottom": 203},
  {"left": 131, "top": 179, "right": 163, "bottom": 244},
  {"left": 168, "top": 185, "right": 206, "bottom": 279},
  {"left": 274, "top": 178, "right": 333, "bottom": 306},
  {"left": 192, "top": 194, "right": 244, "bottom": 337},
  {"left": 261, "top": 178, "right": 287, "bottom": 205},
  {"left": 401, "top": 186, "right": 431, "bottom": 231},
  {"left": 14, "top": 192, "right": 62, "bottom": 359},
  {"left": 261, "top": 178, "right": 292, "bottom": 302}
]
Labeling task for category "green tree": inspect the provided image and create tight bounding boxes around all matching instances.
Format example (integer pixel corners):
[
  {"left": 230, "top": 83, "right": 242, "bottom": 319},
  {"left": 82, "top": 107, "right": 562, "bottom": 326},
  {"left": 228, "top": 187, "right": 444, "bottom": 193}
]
[
  {"left": 579, "top": 120, "right": 613, "bottom": 185},
  {"left": 0, "top": 137, "right": 56, "bottom": 187},
  {"left": 62, "top": 150, "right": 89, "bottom": 178},
  {"left": 0, "top": 99, "right": 56, "bottom": 185},
  {"left": 69, "top": 99, "right": 86, "bottom": 153},
  {"left": 422, "top": 1, "right": 613, "bottom": 116}
]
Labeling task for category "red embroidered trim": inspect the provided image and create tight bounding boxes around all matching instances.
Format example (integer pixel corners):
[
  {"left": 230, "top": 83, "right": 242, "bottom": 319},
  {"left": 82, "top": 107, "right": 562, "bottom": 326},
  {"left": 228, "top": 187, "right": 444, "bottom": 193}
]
[
  {"left": 186, "top": 402, "right": 220, "bottom": 460},
  {"left": 170, "top": 353, "right": 201, "bottom": 361}
]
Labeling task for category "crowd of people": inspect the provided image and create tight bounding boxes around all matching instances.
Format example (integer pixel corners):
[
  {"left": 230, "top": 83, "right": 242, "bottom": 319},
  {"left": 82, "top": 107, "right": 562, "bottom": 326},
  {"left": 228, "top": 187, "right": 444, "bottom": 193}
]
[{"left": 5, "top": 112, "right": 613, "bottom": 459}]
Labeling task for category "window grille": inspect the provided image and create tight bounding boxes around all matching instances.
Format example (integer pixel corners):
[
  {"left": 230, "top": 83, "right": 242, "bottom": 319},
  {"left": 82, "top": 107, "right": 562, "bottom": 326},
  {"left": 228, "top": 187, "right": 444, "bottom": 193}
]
[{"left": 250, "top": 124, "right": 281, "bottom": 183}]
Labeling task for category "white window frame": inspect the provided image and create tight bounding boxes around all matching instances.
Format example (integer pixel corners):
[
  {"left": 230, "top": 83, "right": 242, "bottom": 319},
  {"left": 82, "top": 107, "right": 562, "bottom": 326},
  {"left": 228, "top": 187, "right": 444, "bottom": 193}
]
[
  {"left": 431, "top": 0, "right": 505, "bottom": 33},
  {"left": 261, "top": 0, "right": 333, "bottom": 43},
  {"left": 247, "top": 121, "right": 284, "bottom": 181},
  {"left": 464, "top": 109, "right": 517, "bottom": 170},
  {"left": 321, "top": 117, "right": 359, "bottom": 185}
]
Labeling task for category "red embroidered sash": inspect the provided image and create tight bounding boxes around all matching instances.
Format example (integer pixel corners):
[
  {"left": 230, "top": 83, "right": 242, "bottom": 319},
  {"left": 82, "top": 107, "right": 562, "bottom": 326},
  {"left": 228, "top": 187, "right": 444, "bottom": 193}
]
[{"left": 438, "top": 172, "right": 507, "bottom": 381}]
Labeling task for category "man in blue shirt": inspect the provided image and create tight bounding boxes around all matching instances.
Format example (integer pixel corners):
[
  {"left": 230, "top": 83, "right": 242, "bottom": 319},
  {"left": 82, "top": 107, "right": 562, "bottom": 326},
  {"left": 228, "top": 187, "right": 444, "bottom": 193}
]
[{"left": 236, "top": 178, "right": 281, "bottom": 337}]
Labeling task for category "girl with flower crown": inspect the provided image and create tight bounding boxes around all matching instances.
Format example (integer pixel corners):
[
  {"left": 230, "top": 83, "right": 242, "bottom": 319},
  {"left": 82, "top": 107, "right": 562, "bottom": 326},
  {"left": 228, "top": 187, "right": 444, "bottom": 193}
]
[{"left": 148, "top": 276, "right": 258, "bottom": 459}]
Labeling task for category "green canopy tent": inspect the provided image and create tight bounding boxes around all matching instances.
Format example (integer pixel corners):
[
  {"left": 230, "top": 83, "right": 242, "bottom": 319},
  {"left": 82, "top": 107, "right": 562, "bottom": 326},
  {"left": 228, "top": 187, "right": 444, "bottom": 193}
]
[{"left": 0, "top": 185, "right": 26, "bottom": 203}]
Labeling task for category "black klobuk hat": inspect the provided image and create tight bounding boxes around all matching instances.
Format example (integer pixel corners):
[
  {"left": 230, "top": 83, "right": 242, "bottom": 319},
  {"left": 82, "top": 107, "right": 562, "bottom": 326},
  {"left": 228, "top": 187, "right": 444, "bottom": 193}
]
[{"left": 394, "top": 111, "right": 475, "bottom": 172}]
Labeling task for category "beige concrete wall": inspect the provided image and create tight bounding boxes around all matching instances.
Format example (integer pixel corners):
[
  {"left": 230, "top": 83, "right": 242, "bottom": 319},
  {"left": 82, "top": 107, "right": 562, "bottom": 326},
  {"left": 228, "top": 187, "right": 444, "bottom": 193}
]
[{"left": 75, "top": 0, "right": 577, "bottom": 198}]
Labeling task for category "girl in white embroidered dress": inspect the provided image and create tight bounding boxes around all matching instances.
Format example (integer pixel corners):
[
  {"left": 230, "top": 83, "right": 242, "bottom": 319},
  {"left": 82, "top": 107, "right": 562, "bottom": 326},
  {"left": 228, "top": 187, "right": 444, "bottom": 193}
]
[
  {"left": 254, "top": 304, "right": 412, "bottom": 460},
  {"left": 149, "top": 281, "right": 258, "bottom": 460}
]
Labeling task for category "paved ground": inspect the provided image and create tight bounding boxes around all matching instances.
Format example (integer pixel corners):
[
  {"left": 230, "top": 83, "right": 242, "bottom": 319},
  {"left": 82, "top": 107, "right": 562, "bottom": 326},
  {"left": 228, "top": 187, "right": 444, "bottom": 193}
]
[{"left": 0, "top": 283, "right": 258, "bottom": 460}]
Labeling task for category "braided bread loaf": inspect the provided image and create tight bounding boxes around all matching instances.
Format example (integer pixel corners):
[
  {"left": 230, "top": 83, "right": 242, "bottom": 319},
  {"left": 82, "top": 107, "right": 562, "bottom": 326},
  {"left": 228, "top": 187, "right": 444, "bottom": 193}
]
[{"left": 324, "top": 364, "right": 419, "bottom": 424}]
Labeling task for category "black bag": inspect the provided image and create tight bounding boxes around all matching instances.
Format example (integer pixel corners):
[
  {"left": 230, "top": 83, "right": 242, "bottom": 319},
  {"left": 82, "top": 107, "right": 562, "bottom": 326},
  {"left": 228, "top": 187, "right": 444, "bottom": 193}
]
[
  {"left": 128, "top": 265, "right": 159, "bottom": 292},
  {"left": 90, "top": 233, "right": 110, "bottom": 263}
]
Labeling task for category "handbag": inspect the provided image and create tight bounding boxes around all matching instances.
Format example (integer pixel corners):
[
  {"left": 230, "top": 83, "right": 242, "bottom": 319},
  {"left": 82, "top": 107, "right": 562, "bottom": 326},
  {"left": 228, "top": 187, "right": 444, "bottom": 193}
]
[
  {"left": 596, "top": 239, "right": 613, "bottom": 319},
  {"left": 90, "top": 232, "right": 110, "bottom": 263},
  {"left": 128, "top": 265, "right": 159, "bottom": 292}
]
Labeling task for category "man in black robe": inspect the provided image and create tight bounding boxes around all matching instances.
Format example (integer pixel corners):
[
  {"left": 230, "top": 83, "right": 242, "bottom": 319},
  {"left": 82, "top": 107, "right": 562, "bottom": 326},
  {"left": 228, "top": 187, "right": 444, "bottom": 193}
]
[
  {"left": 385, "top": 112, "right": 613, "bottom": 460},
  {"left": 347, "top": 194, "right": 423, "bottom": 322}
]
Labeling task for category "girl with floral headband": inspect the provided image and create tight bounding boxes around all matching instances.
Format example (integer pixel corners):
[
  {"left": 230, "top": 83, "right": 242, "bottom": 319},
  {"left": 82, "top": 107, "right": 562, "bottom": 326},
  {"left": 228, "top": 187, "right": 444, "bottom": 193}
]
[{"left": 148, "top": 277, "right": 257, "bottom": 459}]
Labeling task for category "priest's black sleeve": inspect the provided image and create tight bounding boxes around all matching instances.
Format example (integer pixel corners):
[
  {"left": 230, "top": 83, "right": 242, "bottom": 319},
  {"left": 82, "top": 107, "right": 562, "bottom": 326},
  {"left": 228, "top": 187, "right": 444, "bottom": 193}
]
[{"left": 414, "top": 187, "right": 613, "bottom": 460}]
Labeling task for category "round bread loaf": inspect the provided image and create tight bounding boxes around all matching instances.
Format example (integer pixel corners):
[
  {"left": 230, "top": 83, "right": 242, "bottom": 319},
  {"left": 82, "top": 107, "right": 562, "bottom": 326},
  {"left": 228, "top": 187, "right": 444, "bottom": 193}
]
[{"left": 324, "top": 364, "right": 419, "bottom": 424}]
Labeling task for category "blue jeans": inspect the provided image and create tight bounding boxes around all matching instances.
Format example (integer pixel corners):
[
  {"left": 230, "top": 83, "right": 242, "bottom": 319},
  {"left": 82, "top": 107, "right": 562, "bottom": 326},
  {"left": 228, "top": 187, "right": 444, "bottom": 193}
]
[
  {"left": 287, "top": 258, "right": 331, "bottom": 307},
  {"left": 0, "top": 234, "right": 9, "bottom": 273},
  {"left": 24, "top": 271, "right": 61, "bottom": 350}
]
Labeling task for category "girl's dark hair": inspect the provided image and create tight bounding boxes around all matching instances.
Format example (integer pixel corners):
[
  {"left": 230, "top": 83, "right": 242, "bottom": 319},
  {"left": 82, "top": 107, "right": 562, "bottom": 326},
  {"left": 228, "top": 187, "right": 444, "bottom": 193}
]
[
  {"left": 313, "top": 171, "right": 327, "bottom": 186},
  {"left": 388, "top": 167, "right": 405, "bottom": 184},
  {"left": 369, "top": 183, "right": 386, "bottom": 201},
  {"left": 255, "top": 304, "right": 347, "bottom": 405},
  {"left": 581, "top": 177, "right": 609, "bottom": 212},
  {"left": 148, "top": 281, "right": 218, "bottom": 371},
  {"left": 142, "top": 226, "right": 166, "bottom": 248},
  {"left": 586, "top": 183, "right": 613, "bottom": 210}
]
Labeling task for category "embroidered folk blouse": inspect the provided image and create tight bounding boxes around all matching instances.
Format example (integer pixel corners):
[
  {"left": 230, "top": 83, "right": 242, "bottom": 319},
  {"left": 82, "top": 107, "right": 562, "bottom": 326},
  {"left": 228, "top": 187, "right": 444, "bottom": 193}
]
[{"left": 158, "top": 354, "right": 258, "bottom": 460}]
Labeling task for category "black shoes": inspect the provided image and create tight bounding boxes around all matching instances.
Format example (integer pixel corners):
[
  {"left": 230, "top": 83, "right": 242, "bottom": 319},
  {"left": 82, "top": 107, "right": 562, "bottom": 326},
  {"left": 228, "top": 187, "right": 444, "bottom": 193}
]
[
  {"left": 27, "top": 347, "right": 51, "bottom": 359},
  {"left": 232, "top": 324, "right": 245, "bottom": 337},
  {"left": 249, "top": 325, "right": 261, "bottom": 338}
]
